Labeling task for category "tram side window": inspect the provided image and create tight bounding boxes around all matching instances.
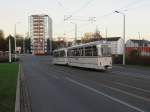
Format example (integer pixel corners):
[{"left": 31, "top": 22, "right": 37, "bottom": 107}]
[
  {"left": 71, "top": 49, "right": 75, "bottom": 56},
  {"left": 79, "top": 47, "right": 84, "bottom": 56},
  {"left": 53, "top": 52, "right": 59, "bottom": 57},
  {"left": 85, "top": 46, "right": 92, "bottom": 56},
  {"left": 71, "top": 49, "right": 74, "bottom": 56},
  {"left": 68, "top": 48, "right": 84, "bottom": 56},
  {"left": 76, "top": 49, "right": 80, "bottom": 56},
  {"left": 70, "top": 49, "right": 75, "bottom": 56},
  {"left": 72, "top": 48, "right": 78, "bottom": 56},
  {"left": 60, "top": 51, "right": 65, "bottom": 57},
  {"left": 92, "top": 46, "right": 98, "bottom": 56},
  {"left": 67, "top": 50, "right": 71, "bottom": 56},
  {"left": 101, "top": 45, "right": 111, "bottom": 56}
]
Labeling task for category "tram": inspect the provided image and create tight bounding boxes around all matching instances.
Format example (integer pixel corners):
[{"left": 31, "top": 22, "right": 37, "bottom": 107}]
[
  {"left": 67, "top": 41, "right": 112, "bottom": 70},
  {"left": 52, "top": 41, "right": 112, "bottom": 70},
  {"left": 52, "top": 48, "right": 68, "bottom": 65}
]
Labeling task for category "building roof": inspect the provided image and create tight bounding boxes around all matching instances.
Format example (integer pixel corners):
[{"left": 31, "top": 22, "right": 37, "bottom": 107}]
[
  {"left": 130, "top": 39, "right": 150, "bottom": 45},
  {"left": 101, "top": 37, "right": 121, "bottom": 41}
]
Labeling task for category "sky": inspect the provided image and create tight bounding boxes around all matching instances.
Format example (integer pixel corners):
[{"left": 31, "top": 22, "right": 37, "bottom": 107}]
[{"left": 0, "top": 0, "right": 150, "bottom": 41}]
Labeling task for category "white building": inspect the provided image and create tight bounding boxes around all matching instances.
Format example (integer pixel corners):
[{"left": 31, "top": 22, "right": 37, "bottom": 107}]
[
  {"left": 102, "top": 37, "right": 123, "bottom": 55},
  {"left": 29, "top": 15, "right": 52, "bottom": 54}
]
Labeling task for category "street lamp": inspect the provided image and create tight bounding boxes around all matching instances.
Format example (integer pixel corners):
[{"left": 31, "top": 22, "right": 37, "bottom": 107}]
[
  {"left": 115, "top": 11, "right": 126, "bottom": 65},
  {"left": 9, "top": 35, "right": 12, "bottom": 63},
  {"left": 70, "top": 22, "right": 77, "bottom": 45},
  {"left": 14, "top": 22, "right": 20, "bottom": 60},
  {"left": 14, "top": 24, "right": 17, "bottom": 60}
]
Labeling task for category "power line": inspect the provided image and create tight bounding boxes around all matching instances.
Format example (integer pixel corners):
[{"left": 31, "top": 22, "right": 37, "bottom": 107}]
[
  {"left": 55, "top": 0, "right": 95, "bottom": 34},
  {"left": 118, "top": 0, "right": 144, "bottom": 11},
  {"left": 65, "top": 23, "right": 93, "bottom": 35},
  {"left": 65, "top": 0, "right": 95, "bottom": 21},
  {"left": 55, "top": 0, "right": 65, "bottom": 10},
  {"left": 122, "top": 0, "right": 147, "bottom": 12},
  {"left": 96, "top": 12, "right": 115, "bottom": 22},
  {"left": 95, "top": 0, "right": 144, "bottom": 24},
  {"left": 56, "top": 0, "right": 145, "bottom": 38},
  {"left": 72, "top": 0, "right": 95, "bottom": 15}
]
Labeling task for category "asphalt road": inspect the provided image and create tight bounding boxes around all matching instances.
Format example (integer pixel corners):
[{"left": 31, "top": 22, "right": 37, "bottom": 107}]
[{"left": 21, "top": 55, "right": 150, "bottom": 112}]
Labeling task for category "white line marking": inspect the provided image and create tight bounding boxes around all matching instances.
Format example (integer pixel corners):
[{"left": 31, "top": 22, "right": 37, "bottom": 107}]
[
  {"left": 111, "top": 71, "right": 150, "bottom": 80},
  {"left": 115, "top": 82, "right": 150, "bottom": 94},
  {"left": 100, "top": 83, "right": 150, "bottom": 102},
  {"left": 52, "top": 75, "right": 59, "bottom": 79},
  {"left": 65, "top": 77, "right": 146, "bottom": 112}
]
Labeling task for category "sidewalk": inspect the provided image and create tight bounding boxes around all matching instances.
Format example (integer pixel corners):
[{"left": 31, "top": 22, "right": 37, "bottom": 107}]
[{"left": 20, "top": 64, "right": 32, "bottom": 112}]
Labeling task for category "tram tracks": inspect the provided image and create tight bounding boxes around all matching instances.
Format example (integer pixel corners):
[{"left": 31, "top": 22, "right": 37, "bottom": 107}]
[
  {"left": 21, "top": 55, "right": 150, "bottom": 112},
  {"left": 112, "top": 66, "right": 150, "bottom": 79},
  {"left": 47, "top": 64, "right": 150, "bottom": 103}
]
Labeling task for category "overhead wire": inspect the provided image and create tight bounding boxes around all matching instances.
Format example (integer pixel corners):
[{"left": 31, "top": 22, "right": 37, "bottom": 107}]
[
  {"left": 55, "top": 0, "right": 65, "bottom": 10},
  {"left": 64, "top": 0, "right": 95, "bottom": 21},
  {"left": 61, "top": 0, "right": 96, "bottom": 37},
  {"left": 55, "top": 0, "right": 95, "bottom": 36},
  {"left": 118, "top": 0, "right": 144, "bottom": 11},
  {"left": 71, "top": 0, "right": 95, "bottom": 15},
  {"left": 78, "top": 0, "right": 145, "bottom": 31},
  {"left": 122, "top": 0, "right": 148, "bottom": 12},
  {"left": 56, "top": 0, "right": 145, "bottom": 37}
]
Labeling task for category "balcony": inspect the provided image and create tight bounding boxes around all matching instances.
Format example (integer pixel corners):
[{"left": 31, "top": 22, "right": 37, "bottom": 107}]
[
  {"left": 33, "top": 19, "right": 44, "bottom": 22},
  {"left": 33, "top": 31, "right": 44, "bottom": 34}
]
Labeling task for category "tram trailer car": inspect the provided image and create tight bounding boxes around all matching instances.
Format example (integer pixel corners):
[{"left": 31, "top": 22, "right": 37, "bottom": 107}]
[
  {"left": 67, "top": 41, "right": 112, "bottom": 70},
  {"left": 52, "top": 48, "right": 68, "bottom": 65}
]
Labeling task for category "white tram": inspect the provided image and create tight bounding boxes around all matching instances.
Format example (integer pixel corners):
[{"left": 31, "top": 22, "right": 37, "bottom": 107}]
[
  {"left": 52, "top": 41, "right": 112, "bottom": 70},
  {"left": 67, "top": 41, "right": 112, "bottom": 70},
  {"left": 52, "top": 48, "right": 68, "bottom": 65}
]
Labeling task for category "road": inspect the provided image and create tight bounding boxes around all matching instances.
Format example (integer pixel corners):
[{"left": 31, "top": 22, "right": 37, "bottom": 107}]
[{"left": 21, "top": 55, "right": 150, "bottom": 112}]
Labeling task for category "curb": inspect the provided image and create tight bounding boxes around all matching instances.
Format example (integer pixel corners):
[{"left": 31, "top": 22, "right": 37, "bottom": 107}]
[
  {"left": 15, "top": 64, "right": 21, "bottom": 112},
  {"left": 20, "top": 64, "right": 32, "bottom": 112}
]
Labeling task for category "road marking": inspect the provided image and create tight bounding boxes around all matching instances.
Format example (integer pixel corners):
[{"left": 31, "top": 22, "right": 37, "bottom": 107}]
[
  {"left": 100, "top": 83, "right": 150, "bottom": 102},
  {"left": 115, "top": 82, "right": 150, "bottom": 94},
  {"left": 65, "top": 77, "right": 146, "bottom": 112},
  {"left": 111, "top": 71, "right": 150, "bottom": 80},
  {"left": 51, "top": 75, "right": 59, "bottom": 79}
]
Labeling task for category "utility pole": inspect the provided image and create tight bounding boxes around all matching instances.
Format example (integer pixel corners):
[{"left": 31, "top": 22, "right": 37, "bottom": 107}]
[
  {"left": 138, "top": 32, "right": 141, "bottom": 45},
  {"left": 14, "top": 24, "right": 17, "bottom": 60},
  {"left": 123, "top": 14, "right": 126, "bottom": 65},
  {"left": 64, "top": 15, "right": 96, "bottom": 45},
  {"left": 75, "top": 23, "right": 77, "bottom": 45},
  {"left": 95, "top": 25, "right": 98, "bottom": 32},
  {"left": 105, "top": 28, "right": 108, "bottom": 40},
  {"left": 70, "top": 22, "right": 77, "bottom": 45},
  {"left": 115, "top": 11, "right": 126, "bottom": 65},
  {"left": 9, "top": 36, "right": 11, "bottom": 63},
  {"left": 105, "top": 28, "right": 107, "bottom": 38},
  {"left": 23, "top": 37, "right": 25, "bottom": 54},
  {"left": 138, "top": 32, "right": 141, "bottom": 56}
]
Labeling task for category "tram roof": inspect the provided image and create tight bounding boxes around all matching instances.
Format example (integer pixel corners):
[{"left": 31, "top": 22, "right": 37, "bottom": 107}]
[
  {"left": 53, "top": 48, "right": 67, "bottom": 52},
  {"left": 53, "top": 41, "right": 110, "bottom": 52},
  {"left": 68, "top": 41, "right": 110, "bottom": 49}
]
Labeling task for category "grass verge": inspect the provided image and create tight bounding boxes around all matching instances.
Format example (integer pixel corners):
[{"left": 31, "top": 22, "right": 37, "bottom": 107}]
[{"left": 0, "top": 63, "right": 19, "bottom": 112}]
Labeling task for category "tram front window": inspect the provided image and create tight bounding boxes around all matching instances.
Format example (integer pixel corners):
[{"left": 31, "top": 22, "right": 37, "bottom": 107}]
[{"left": 101, "top": 45, "right": 111, "bottom": 56}]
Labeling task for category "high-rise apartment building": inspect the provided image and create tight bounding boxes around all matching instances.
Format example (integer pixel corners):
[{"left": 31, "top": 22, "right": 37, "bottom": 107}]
[{"left": 29, "top": 15, "right": 52, "bottom": 55}]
